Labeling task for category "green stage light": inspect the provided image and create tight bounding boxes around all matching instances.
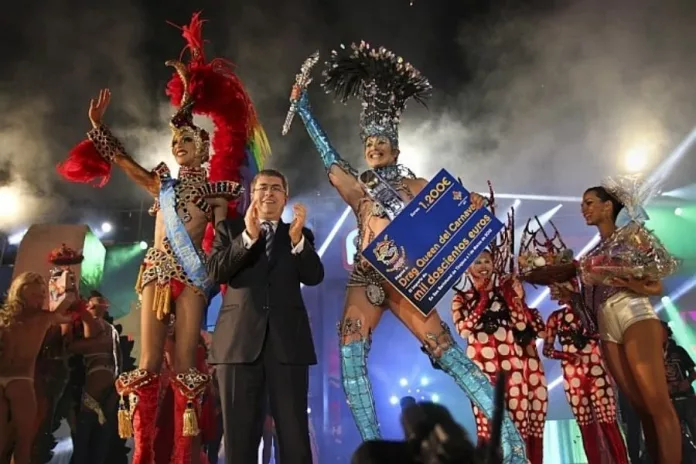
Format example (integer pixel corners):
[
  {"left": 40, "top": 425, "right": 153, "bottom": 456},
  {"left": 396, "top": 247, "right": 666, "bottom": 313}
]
[
  {"left": 101, "top": 242, "right": 148, "bottom": 319},
  {"left": 80, "top": 230, "right": 106, "bottom": 294},
  {"left": 645, "top": 206, "right": 696, "bottom": 272}
]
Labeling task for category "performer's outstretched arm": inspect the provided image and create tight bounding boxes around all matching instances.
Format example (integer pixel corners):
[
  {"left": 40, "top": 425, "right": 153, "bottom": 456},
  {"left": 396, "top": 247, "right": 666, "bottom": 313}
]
[
  {"left": 87, "top": 124, "right": 160, "bottom": 196},
  {"left": 293, "top": 91, "right": 364, "bottom": 210},
  {"left": 207, "top": 220, "right": 252, "bottom": 284},
  {"left": 69, "top": 89, "right": 161, "bottom": 195}
]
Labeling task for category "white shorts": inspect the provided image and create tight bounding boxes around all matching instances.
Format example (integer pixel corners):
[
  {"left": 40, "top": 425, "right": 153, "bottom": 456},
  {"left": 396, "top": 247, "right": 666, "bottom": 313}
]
[{"left": 598, "top": 292, "right": 658, "bottom": 344}]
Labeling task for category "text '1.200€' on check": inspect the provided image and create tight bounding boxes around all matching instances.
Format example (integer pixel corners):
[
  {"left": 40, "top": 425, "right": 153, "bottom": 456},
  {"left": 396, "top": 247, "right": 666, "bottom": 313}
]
[{"left": 362, "top": 169, "right": 503, "bottom": 317}]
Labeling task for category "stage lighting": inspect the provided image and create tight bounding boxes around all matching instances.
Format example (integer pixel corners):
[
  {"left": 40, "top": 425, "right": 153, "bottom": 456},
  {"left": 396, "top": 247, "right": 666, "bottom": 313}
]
[
  {"left": 661, "top": 296, "right": 671, "bottom": 304},
  {"left": 431, "top": 393, "right": 439, "bottom": 403},
  {"left": 420, "top": 377, "right": 429, "bottom": 387},
  {"left": 399, "top": 378, "right": 408, "bottom": 387},
  {"left": 0, "top": 186, "right": 20, "bottom": 219},
  {"left": 675, "top": 207, "right": 683, "bottom": 216},
  {"left": 8, "top": 229, "right": 27, "bottom": 246},
  {"left": 307, "top": 407, "right": 311, "bottom": 414},
  {"left": 624, "top": 145, "right": 649, "bottom": 172},
  {"left": 139, "top": 241, "right": 148, "bottom": 250},
  {"left": 101, "top": 222, "right": 112, "bottom": 233},
  {"left": 512, "top": 199, "right": 522, "bottom": 209},
  {"left": 389, "top": 395, "right": 399, "bottom": 405}
]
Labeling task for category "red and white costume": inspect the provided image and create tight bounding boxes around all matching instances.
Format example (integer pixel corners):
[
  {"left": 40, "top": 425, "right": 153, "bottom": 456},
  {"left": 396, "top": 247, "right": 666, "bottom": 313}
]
[
  {"left": 518, "top": 217, "right": 627, "bottom": 464},
  {"left": 452, "top": 200, "right": 547, "bottom": 463},
  {"left": 518, "top": 305, "right": 548, "bottom": 464},
  {"left": 544, "top": 296, "right": 628, "bottom": 463}
]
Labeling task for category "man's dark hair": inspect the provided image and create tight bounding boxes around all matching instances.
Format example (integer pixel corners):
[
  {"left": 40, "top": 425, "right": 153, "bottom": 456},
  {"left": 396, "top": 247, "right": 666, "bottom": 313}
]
[
  {"left": 584, "top": 186, "right": 624, "bottom": 221},
  {"left": 89, "top": 290, "right": 104, "bottom": 299},
  {"left": 352, "top": 373, "right": 506, "bottom": 464},
  {"left": 400, "top": 396, "right": 417, "bottom": 410},
  {"left": 251, "top": 169, "right": 288, "bottom": 194}
]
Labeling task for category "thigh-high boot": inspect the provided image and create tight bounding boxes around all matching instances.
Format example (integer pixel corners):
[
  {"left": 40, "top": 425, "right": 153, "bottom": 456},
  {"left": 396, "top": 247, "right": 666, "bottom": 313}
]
[
  {"left": 115, "top": 369, "right": 160, "bottom": 464},
  {"left": 171, "top": 367, "right": 210, "bottom": 464},
  {"left": 340, "top": 333, "right": 381, "bottom": 441}
]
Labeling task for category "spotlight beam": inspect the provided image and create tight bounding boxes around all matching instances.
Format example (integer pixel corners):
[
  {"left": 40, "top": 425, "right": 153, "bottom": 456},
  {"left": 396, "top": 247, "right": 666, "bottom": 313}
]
[
  {"left": 301, "top": 205, "right": 352, "bottom": 290},
  {"left": 662, "top": 183, "right": 696, "bottom": 200},
  {"left": 317, "top": 206, "right": 352, "bottom": 258},
  {"left": 482, "top": 193, "right": 582, "bottom": 203}
]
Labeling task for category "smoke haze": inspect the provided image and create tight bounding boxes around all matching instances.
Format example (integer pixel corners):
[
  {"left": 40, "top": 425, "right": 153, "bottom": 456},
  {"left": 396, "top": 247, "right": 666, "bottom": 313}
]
[
  {"left": 0, "top": 0, "right": 694, "bottom": 232},
  {"left": 416, "top": 0, "right": 696, "bottom": 195}
]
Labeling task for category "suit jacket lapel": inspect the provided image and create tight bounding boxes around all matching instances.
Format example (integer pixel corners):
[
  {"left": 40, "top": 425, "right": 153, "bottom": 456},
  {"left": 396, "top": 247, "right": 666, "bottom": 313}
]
[{"left": 268, "top": 221, "right": 289, "bottom": 269}]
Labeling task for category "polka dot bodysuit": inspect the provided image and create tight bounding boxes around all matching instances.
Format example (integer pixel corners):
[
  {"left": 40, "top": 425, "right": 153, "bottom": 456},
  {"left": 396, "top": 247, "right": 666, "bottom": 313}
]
[
  {"left": 452, "top": 275, "right": 545, "bottom": 463},
  {"left": 544, "top": 305, "right": 628, "bottom": 464},
  {"left": 517, "top": 304, "right": 548, "bottom": 464}
]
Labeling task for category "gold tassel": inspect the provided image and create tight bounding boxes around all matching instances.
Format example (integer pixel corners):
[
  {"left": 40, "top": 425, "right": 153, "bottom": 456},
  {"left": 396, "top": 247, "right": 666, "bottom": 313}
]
[
  {"left": 153, "top": 284, "right": 171, "bottom": 321},
  {"left": 134, "top": 264, "right": 145, "bottom": 295},
  {"left": 182, "top": 400, "right": 199, "bottom": 437},
  {"left": 117, "top": 398, "right": 133, "bottom": 438}
]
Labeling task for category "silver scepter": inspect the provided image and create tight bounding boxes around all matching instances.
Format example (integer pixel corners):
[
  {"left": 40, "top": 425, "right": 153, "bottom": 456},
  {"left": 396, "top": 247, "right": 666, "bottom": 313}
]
[{"left": 282, "top": 51, "right": 320, "bottom": 136}]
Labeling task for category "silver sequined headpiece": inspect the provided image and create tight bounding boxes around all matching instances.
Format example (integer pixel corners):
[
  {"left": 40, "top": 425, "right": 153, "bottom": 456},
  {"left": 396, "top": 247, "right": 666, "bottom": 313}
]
[{"left": 322, "top": 41, "right": 432, "bottom": 148}]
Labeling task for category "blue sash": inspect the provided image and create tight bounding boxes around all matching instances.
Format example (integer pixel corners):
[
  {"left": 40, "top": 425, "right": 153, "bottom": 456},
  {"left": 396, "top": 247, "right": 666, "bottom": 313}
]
[{"left": 159, "top": 179, "right": 213, "bottom": 294}]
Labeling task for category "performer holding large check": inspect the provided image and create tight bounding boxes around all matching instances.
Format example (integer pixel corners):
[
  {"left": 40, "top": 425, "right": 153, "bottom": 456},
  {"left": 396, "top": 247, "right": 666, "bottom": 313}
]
[{"left": 286, "top": 42, "right": 526, "bottom": 462}]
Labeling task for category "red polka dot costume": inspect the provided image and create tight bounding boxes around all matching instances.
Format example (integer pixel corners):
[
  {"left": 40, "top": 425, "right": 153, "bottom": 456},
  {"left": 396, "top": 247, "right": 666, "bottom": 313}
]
[
  {"left": 544, "top": 300, "right": 628, "bottom": 464},
  {"left": 452, "top": 273, "right": 545, "bottom": 463},
  {"left": 517, "top": 304, "right": 548, "bottom": 464}
]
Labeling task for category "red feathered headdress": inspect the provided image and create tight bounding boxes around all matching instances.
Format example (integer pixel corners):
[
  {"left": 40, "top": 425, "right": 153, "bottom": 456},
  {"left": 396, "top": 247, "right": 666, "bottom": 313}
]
[{"left": 165, "top": 12, "right": 271, "bottom": 253}]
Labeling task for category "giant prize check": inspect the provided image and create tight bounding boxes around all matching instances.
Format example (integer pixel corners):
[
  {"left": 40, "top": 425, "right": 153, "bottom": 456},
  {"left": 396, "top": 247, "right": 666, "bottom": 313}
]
[{"left": 362, "top": 169, "right": 503, "bottom": 317}]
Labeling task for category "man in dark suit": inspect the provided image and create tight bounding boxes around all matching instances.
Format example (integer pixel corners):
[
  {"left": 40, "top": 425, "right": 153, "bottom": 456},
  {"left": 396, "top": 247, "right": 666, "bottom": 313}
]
[
  {"left": 261, "top": 396, "right": 281, "bottom": 464},
  {"left": 207, "top": 169, "right": 324, "bottom": 464}
]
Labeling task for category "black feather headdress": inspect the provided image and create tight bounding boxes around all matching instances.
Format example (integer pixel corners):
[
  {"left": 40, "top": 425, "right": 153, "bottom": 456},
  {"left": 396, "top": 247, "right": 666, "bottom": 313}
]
[{"left": 321, "top": 41, "right": 432, "bottom": 148}]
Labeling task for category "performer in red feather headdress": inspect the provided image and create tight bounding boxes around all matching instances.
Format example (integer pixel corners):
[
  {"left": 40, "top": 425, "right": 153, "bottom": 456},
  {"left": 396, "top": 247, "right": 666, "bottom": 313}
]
[{"left": 56, "top": 12, "right": 270, "bottom": 464}]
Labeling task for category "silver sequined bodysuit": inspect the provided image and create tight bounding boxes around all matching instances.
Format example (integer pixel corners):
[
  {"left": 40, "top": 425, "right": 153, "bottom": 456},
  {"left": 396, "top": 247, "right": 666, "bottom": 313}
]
[{"left": 347, "top": 164, "right": 416, "bottom": 306}]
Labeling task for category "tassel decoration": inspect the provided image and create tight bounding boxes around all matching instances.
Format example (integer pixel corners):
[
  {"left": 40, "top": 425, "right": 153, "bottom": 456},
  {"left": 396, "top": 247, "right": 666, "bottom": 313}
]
[
  {"left": 152, "top": 284, "right": 172, "bottom": 321},
  {"left": 117, "top": 397, "right": 133, "bottom": 438},
  {"left": 182, "top": 400, "right": 200, "bottom": 437}
]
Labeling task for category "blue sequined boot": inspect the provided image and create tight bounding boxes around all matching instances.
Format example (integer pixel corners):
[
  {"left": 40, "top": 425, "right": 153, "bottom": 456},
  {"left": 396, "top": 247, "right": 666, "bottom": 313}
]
[
  {"left": 340, "top": 337, "right": 381, "bottom": 441},
  {"left": 428, "top": 326, "right": 527, "bottom": 463}
]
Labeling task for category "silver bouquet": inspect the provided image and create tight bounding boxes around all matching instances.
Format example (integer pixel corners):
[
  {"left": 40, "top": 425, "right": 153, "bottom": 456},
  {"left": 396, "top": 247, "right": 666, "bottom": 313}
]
[{"left": 578, "top": 175, "right": 680, "bottom": 285}]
